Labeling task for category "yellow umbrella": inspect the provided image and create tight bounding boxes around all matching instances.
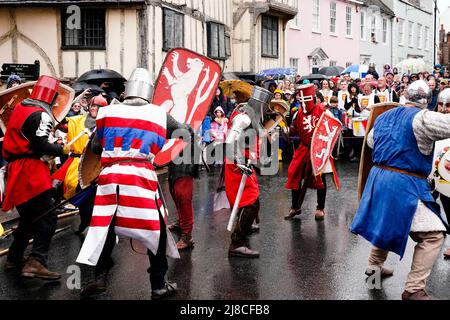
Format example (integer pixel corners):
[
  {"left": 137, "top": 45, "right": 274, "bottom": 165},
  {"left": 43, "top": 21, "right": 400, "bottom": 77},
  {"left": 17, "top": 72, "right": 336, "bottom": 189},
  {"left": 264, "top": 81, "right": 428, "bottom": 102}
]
[{"left": 219, "top": 80, "right": 253, "bottom": 103}]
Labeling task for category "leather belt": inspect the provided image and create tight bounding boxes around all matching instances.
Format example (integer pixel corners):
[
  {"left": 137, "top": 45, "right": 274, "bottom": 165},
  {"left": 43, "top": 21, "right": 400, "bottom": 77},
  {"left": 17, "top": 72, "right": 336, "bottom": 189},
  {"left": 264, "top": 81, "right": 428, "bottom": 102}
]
[{"left": 374, "top": 164, "right": 427, "bottom": 179}]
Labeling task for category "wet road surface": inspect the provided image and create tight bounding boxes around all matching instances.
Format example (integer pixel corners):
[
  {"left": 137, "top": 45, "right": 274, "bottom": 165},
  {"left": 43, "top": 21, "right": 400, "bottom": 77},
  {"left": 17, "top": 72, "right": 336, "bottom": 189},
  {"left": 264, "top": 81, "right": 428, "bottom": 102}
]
[{"left": 1, "top": 160, "right": 450, "bottom": 300}]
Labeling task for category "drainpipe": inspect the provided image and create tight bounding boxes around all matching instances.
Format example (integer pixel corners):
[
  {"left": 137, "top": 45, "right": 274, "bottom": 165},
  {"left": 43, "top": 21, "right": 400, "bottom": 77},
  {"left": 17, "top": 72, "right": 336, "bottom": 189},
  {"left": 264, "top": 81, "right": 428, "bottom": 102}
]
[
  {"left": 434, "top": 0, "right": 437, "bottom": 66},
  {"left": 390, "top": 16, "right": 394, "bottom": 67}
]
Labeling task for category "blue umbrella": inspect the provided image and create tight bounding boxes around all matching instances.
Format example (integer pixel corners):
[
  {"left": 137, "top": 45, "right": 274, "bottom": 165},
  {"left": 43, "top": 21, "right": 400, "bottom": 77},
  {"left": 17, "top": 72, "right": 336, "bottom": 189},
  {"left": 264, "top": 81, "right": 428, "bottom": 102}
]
[
  {"left": 257, "top": 68, "right": 297, "bottom": 78},
  {"left": 340, "top": 65, "right": 369, "bottom": 79}
]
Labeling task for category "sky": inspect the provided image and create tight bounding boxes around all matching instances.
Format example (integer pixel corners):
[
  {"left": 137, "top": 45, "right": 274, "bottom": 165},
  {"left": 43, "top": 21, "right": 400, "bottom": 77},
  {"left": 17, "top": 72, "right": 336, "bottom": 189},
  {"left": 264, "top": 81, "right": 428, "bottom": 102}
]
[{"left": 439, "top": 0, "right": 450, "bottom": 12}]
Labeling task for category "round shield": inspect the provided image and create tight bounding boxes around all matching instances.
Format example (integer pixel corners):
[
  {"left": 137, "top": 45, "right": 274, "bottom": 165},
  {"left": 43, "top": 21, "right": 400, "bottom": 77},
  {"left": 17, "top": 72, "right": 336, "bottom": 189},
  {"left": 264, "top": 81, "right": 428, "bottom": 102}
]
[
  {"left": 433, "top": 140, "right": 450, "bottom": 197},
  {"left": 78, "top": 136, "right": 102, "bottom": 189}
]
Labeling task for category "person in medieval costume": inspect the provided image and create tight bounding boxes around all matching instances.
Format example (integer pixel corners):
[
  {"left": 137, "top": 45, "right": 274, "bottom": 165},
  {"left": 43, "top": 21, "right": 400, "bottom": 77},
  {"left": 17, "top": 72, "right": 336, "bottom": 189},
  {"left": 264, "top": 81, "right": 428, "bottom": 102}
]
[
  {"left": 285, "top": 84, "right": 338, "bottom": 221},
  {"left": 351, "top": 80, "right": 450, "bottom": 300},
  {"left": 76, "top": 68, "right": 192, "bottom": 299},
  {"left": 430, "top": 88, "right": 450, "bottom": 259},
  {"left": 2, "top": 75, "right": 70, "bottom": 279},
  {"left": 167, "top": 140, "right": 200, "bottom": 250},
  {"left": 52, "top": 95, "right": 108, "bottom": 234},
  {"left": 224, "top": 86, "right": 274, "bottom": 258}
]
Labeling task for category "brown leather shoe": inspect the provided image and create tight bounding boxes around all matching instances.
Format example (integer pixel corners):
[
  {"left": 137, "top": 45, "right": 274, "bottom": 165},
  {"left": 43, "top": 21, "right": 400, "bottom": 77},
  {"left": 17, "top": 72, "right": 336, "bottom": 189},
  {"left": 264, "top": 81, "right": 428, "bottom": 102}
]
[
  {"left": 228, "top": 246, "right": 260, "bottom": 258},
  {"left": 284, "top": 209, "right": 301, "bottom": 220},
  {"left": 443, "top": 248, "right": 450, "bottom": 259},
  {"left": 315, "top": 209, "right": 325, "bottom": 221},
  {"left": 365, "top": 265, "right": 394, "bottom": 278},
  {"left": 152, "top": 281, "right": 177, "bottom": 300},
  {"left": 81, "top": 273, "right": 108, "bottom": 298},
  {"left": 176, "top": 233, "right": 194, "bottom": 250},
  {"left": 21, "top": 257, "right": 61, "bottom": 280},
  {"left": 401, "top": 290, "right": 436, "bottom": 300}
]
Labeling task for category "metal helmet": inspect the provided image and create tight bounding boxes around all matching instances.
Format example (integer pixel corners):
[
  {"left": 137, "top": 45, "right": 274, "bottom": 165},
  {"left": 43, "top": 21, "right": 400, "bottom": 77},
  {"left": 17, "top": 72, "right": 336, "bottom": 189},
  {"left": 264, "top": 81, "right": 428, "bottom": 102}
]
[
  {"left": 247, "top": 86, "right": 274, "bottom": 123},
  {"left": 404, "top": 79, "right": 431, "bottom": 109},
  {"left": 124, "top": 68, "right": 153, "bottom": 102},
  {"left": 30, "top": 75, "right": 60, "bottom": 106},
  {"left": 297, "top": 84, "right": 315, "bottom": 113},
  {"left": 437, "top": 88, "right": 450, "bottom": 113}
]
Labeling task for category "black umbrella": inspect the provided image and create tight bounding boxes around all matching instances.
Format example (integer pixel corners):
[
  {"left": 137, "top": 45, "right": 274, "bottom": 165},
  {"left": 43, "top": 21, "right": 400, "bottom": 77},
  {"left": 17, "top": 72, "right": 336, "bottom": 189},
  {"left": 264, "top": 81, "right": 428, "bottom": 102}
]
[
  {"left": 76, "top": 69, "right": 126, "bottom": 83},
  {"left": 76, "top": 69, "right": 126, "bottom": 97},
  {"left": 301, "top": 73, "right": 329, "bottom": 82},
  {"left": 318, "top": 66, "right": 345, "bottom": 77},
  {"left": 72, "top": 81, "right": 104, "bottom": 96}
]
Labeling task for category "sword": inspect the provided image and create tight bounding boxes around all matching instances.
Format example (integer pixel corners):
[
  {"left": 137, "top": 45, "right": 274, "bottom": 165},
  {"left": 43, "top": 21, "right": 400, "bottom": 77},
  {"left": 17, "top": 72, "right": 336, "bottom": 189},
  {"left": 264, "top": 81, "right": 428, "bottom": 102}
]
[
  {"left": 226, "top": 162, "right": 252, "bottom": 232},
  {"left": 67, "top": 128, "right": 90, "bottom": 147}
]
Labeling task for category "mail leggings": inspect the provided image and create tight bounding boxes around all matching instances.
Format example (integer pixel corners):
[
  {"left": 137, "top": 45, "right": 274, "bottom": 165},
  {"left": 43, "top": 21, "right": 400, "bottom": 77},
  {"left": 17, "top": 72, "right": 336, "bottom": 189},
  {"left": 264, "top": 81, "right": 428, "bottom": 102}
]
[
  {"left": 230, "top": 199, "right": 260, "bottom": 249},
  {"left": 95, "top": 212, "right": 168, "bottom": 291},
  {"left": 8, "top": 189, "right": 57, "bottom": 267},
  {"left": 291, "top": 174, "right": 327, "bottom": 211}
]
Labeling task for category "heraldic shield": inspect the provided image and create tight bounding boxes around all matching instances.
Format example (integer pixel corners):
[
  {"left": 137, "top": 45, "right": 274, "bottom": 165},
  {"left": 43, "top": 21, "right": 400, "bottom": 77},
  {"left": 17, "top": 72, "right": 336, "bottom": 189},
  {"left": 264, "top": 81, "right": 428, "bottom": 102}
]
[
  {"left": 152, "top": 48, "right": 222, "bottom": 166},
  {"left": 311, "top": 112, "right": 342, "bottom": 177},
  {"left": 0, "top": 81, "right": 74, "bottom": 134},
  {"left": 357, "top": 102, "right": 401, "bottom": 200}
]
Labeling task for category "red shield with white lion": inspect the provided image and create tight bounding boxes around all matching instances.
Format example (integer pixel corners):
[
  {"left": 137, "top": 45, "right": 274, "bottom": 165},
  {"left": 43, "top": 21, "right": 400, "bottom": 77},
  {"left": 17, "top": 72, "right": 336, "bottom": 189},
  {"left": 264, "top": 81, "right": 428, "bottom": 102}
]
[
  {"left": 152, "top": 48, "right": 221, "bottom": 166},
  {"left": 310, "top": 112, "right": 342, "bottom": 176}
]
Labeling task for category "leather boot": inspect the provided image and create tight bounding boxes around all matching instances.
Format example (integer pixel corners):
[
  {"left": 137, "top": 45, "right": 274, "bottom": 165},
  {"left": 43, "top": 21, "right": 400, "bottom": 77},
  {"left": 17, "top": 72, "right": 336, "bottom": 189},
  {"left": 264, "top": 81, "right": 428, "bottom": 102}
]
[
  {"left": 21, "top": 257, "right": 61, "bottom": 280},
  {"left": 401, "top": 290, "right": 436, "bottom": 300},
  {"left": 443, "top": 247, "right": 450, "bottom": 259},
  {"left": 365, "top": 265, "right": 394, "bottom": 278},
  {"left": 176, "top": 233, "right": 194, "bottom": 250},
  {"left": 80, "top": 272, "right": 108, "bottom": 298},
  {"left": 228, "top": 246, "right": 260, "bottom": 258},
  {"left": 284, "top": 208, "right": 301, "bottom": 220},
  {"left": 315, "top": 209, "right": 325, "bottom": 221},
  {"left": 152, "top": 281, "right": 177, "bottom": 300}
]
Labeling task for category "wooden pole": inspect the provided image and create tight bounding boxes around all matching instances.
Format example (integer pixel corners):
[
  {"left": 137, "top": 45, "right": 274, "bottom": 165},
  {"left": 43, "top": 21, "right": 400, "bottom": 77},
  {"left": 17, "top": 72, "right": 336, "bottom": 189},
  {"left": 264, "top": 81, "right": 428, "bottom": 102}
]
[{"left": 0, "top": 225, "right": 71, "bottom": 257}]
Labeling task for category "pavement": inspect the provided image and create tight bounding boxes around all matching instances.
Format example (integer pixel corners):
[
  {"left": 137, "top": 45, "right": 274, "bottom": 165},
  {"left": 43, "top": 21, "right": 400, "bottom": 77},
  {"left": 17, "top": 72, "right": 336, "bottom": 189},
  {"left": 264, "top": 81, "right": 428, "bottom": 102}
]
[{"left": 1, "top": 160, "right": 450, "bottom": 300}]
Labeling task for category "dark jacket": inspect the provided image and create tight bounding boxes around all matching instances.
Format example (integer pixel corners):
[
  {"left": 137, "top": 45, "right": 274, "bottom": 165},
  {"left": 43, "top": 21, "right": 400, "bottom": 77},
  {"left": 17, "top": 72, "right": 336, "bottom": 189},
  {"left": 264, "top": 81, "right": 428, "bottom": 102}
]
[{"left": 209, "top": 87, "right": 232, "bottom": 118}]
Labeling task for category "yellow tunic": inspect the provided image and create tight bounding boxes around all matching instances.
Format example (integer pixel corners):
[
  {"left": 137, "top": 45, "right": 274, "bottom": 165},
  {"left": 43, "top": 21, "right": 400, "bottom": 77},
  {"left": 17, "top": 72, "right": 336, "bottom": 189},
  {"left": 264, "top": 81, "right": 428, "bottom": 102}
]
[{"left": 63, "top": 115, "right": 89, "bottom": 199}]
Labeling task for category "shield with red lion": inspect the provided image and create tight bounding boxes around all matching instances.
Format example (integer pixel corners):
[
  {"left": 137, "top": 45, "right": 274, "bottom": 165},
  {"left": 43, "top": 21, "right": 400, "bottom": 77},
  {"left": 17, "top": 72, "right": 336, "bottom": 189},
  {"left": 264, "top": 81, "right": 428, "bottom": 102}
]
[
  {"left": 310, "top": 112, "right": 342, "bottom": 176},
  {"left": 152, "top": 48, "right": 221, "bottom": 166}
]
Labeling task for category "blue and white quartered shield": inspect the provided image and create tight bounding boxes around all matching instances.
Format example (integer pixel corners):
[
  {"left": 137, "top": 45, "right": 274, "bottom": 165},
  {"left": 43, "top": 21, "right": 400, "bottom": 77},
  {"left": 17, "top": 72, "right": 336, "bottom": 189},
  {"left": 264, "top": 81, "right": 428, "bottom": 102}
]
[{"left": 341, "top": 65, "right": 369, "bottom": 79}]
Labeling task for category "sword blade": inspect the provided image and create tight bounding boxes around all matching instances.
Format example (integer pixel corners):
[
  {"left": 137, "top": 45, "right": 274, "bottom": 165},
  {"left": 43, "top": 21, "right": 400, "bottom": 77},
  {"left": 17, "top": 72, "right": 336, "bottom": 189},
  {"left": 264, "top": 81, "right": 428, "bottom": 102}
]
[{"left": 227, "top": 173, "right": 248, "bottom": 232}]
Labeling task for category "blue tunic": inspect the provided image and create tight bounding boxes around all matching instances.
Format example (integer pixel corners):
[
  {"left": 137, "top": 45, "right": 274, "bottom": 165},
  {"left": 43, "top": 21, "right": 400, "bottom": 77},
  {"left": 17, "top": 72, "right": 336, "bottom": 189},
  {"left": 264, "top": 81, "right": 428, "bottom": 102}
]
[{"left": 351, "top": 107, "right": 442, "bottom": 258}]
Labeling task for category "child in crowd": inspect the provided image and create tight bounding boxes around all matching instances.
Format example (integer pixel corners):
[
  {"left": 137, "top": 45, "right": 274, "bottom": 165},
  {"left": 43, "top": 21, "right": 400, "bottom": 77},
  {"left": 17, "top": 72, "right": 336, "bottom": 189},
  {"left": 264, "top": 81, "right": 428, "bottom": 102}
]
[{"left": 328, "top": 96, "right": 343, "bottom": 123}]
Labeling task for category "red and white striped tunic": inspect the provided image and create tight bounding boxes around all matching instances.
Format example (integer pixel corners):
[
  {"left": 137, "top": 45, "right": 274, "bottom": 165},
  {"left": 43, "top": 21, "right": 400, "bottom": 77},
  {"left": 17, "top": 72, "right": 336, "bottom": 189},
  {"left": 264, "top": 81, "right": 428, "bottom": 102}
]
[{"left": 77, "top": 102, "right": 179, "bottom": 266}]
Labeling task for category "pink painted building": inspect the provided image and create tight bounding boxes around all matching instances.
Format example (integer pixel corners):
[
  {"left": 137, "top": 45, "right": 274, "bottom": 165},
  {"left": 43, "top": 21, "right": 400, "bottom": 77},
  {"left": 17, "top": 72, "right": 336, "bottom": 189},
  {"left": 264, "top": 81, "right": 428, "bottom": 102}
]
[{"left": 286, "top": 0, "right": 362, "bottom": 76}]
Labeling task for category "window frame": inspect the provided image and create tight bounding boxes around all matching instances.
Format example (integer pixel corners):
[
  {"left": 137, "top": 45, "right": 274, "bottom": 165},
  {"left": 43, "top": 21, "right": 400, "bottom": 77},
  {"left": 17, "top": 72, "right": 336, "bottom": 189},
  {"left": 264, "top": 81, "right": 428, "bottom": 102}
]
[
  {"left": 417, "top": 23, "right": 422, "bottom": 49},
  {"left": 162, "top": 8, "right": 184, "bottom": 52},
  {"left": 261, "top": 14, "right": 279, "bottom": 58},
  {"left": 207, "top": 21, "right": 227, "bottom": 60},
  {"left": 360, "top": 11, "right": 366, "bottom": 40},
  {"left": 61, "top": 7, "right": 106, "bottom": 50},
  {"left": 312, "top": 0, "right": 320, "bottom": 32},
  {"left": 398, "top": 19, "right": 405, "bottom": 46},
  {"left": 346, "top": 6, "right": 352, "bottom": 37},
  {"left": 408, "top": 21, "right": 414, "bottom": 47},
  {"left": 382, "top": 18, "right": 387, "bottom": 44},
  {"left": 425, "top": 26, "right": 430, "bottom": 51},
  {"left": 329, "top": 2, "right": 337, "bottom": 35}
]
